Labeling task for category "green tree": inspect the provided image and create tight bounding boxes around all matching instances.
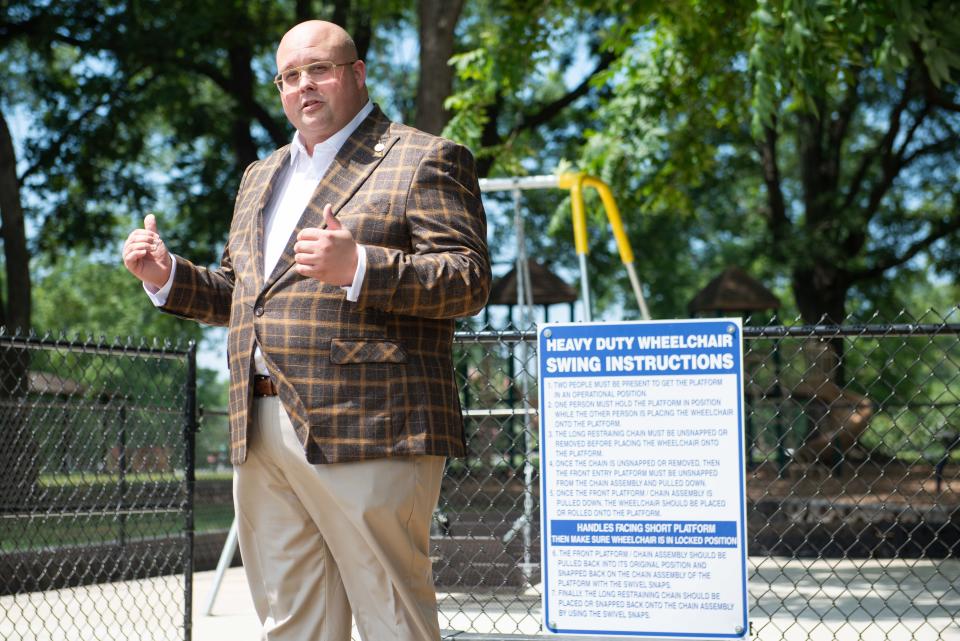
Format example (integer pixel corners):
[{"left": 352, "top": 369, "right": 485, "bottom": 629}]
[
  {"left": 444, "top": 0, "right": 647, "bottom": 177},
  {"left": 579, "top": 1, "right": 960, "bottom": 323},
  {"left": 440, "top": 1, "right": 960, "bottom": 326},
  {"left": 31, "top": 256, "right": 207, "bottom": 340},
  {"left": 568, "top": 1, "right": 960, "bottom": 463},
  {"left": 8, "top": 2, "right": 957, "bottom": 336}
]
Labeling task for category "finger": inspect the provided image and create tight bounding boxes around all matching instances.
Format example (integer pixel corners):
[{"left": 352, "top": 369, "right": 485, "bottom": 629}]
[
  {"left": 293, "top": 252, "right": 317, "bottom": 265},
  {"left": 125, "top": 240, "right": 156, "bottom": 254},
  {"left": 128, "top": 235, "right": 162, "bottom": 255},
  {"left": 144, "top": 214, "right": 158, "bottom": 235},
  {"left": 294, "top": 263, "right": 318, "bottom": 279},
  {"left": 297, "top": 227, "right": 323, "bottom": 241},
  {"left": 293, "top": 240, "right": 321, "bottom": 255},
  {"left": 322, "top": 204, "right": 340, "bottom": 231},
  {"left": 124, "top": 248, "right": 148, "bottom": 264},
  {"left": 126, "top": 229, "right": 157, "bottom": 245}
]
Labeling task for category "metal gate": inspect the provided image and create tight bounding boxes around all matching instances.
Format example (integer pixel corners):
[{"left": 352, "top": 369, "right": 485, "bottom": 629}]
[{"left": 0, "top": 333, "right": 197, "bottom": 641}]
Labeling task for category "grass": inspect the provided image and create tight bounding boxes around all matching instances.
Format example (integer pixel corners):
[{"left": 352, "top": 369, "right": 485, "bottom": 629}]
[
  {"left": 37, "top": 469, "right": 233, "bottom": 487},
  {"left": 196, "top": 469, "right": 233, "bottom": 481},
  {"left": 1, "top": 503, "right": 235, "bottom": 552},
  {"left": 6, "top": 471, "right": 236, "bottom": 552},
  {"left": 38, "top": 472, "right": 181, "bottom": 487}
]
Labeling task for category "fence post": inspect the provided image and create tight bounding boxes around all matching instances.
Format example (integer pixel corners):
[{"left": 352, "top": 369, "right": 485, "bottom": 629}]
[
  {"left": 744, "top": 388, "right": 755, "bottom": 469},
  {"left": 118, "top": 401, "right": 127, "bottom": 549},
  {"left": 183, "top": 341, "right": 198, "bottom": 641},
  {"left": 772, "top": 338, "right": 788, "bottom": 475}
]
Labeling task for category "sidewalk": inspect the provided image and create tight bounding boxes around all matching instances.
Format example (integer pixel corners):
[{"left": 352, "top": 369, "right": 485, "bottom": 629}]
[
  {"left": 192, "top": 566, "right": 260, "bottom": 641},
  {"left": 2, "top": 558, "right": 958, "bottom": 640},
  {"left": 193, "top": 558, "right": 960, "bottom": 641}
]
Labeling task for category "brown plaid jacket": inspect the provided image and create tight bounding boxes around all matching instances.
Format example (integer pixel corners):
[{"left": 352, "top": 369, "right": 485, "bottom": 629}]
[{"left": 161, "top": 106, "right": 490, "bottom": 464}]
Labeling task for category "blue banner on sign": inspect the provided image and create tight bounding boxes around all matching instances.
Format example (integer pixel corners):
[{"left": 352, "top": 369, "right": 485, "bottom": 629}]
[{"left": 550, "top": 520, "right": 738, "bottom": 548}]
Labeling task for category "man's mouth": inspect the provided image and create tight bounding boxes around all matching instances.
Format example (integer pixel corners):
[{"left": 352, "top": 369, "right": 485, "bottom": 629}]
[{"left": 301, "top": 99, "right": 323, "bottom": 112}]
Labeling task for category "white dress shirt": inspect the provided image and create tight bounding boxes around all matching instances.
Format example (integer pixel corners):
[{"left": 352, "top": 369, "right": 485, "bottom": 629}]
[{"left": 147, "top": 100, "right": 374, "bottom": 375}]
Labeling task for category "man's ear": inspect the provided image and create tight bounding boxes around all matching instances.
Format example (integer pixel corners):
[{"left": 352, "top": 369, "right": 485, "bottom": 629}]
[{"left": 352, "top": 60, "right": 366, "bottom": 90}]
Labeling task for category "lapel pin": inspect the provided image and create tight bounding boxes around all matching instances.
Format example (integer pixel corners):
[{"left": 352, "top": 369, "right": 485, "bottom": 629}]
[{"left": 374, "top": 142, "right": 385, "bottom": 153}]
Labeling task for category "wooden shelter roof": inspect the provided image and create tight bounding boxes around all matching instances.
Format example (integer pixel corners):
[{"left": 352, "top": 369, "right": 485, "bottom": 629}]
[
  {"left": 688, "top": 266, "right": 780, "bottom": 314},
  {"left": 488, "top": 260, "right": 578, "bottom": 306}
]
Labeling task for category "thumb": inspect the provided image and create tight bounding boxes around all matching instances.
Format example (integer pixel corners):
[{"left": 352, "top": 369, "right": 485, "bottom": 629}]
[
  {"left": 144, "top": 214, "right": 158, "bottom": 235},
  {"left": 322, "top": 204, "right": 341, "bottom": 231}
]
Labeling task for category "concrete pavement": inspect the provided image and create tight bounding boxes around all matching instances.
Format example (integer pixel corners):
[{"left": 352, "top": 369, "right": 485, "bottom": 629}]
[{"left": 2, "top": 558, "right": 958, "bottom": 640}]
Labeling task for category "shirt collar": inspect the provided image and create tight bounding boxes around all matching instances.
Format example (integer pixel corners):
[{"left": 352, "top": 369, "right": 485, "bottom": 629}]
[{"left": 289, "top": 100, "right": 374, "bottom": 168}]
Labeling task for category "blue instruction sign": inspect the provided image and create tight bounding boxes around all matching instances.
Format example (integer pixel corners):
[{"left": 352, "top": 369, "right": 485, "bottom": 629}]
[{"left": 539, "top": 319, "right": 748, "bottom": 638}]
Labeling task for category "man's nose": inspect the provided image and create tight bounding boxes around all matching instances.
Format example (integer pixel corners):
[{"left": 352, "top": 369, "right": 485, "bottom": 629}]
[{"left": 296, "top": 72, "right": 316, "bottom": 91}]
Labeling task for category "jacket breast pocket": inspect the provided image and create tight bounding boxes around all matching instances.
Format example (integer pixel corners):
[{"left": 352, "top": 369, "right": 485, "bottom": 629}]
[
  {"left": 340, "top": 197, "right": 392, "bottom": 217},
  {"left": 330, "top": 339, "right": 407, "bottom": 365},
  {"left": 338, "top": 198, "right": 405, "bottom": 248}
]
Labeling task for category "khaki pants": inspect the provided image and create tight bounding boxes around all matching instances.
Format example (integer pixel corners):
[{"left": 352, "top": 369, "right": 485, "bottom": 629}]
[{"left": 234, "top": 396, "right": 444, "bottom": 640}]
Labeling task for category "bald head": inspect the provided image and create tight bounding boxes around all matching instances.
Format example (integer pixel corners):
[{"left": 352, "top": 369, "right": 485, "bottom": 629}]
[
  {"left": 275, "top": 20, "right": 368, "bottom": 153},
  {"left": 277, "top": 21, "right": 358, "bottom": 70}
]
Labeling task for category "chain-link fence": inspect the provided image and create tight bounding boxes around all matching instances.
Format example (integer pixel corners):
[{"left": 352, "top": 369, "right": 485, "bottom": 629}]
[
  {"left": 3, "top": 317, "right": 958, "bottom": 641},
  {"left": 438, "top": 315, "right": 960, "bottom": 640},
  {"left": 0, "top": 333, "right": 197, "bottom": 641}
]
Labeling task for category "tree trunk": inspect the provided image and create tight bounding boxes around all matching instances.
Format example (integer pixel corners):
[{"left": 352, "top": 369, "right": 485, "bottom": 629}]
[
  {"left": 0, "top": 108, "right": 30, "bottom": 331},
  {"left": 791, "top": 114, "right": 850, "bottom": 389},
  {"left": 414, "top": 0, "right": 464, "bottom": 135},
  {"left": 791, "top": 263, "right": 855, "bottom": 470},
  {"left": 330, "top": 1, "right": 372, "bottom": 60},
  {"left": 792, "top": 264, "right": 849, "bottom": 325},
  {"left": 792, "top": 263, "right": 849, "bottom": 384},
  {"left": 0, "top": 107, "right": 36, "bottom": 509},
  {"left": 227, "top": 45, "right": 261, "bottom": 173},
  {"left": 295, "top": 0, "right": 313, "bottom": 23}
]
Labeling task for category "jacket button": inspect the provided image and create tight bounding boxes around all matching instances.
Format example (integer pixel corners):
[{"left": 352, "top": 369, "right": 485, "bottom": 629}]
[{"left": 254, "top": 306, "right": 264, "bottom": 317}]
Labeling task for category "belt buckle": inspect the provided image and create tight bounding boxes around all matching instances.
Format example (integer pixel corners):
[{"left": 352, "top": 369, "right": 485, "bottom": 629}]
[{"left": 254, "top": 375, "right": 277, "bottom": 397}]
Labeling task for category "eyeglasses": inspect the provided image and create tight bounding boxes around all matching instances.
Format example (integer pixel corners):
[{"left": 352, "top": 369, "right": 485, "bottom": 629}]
[{"left": 273, "top": 60, "right": 357, "bottom": 92}]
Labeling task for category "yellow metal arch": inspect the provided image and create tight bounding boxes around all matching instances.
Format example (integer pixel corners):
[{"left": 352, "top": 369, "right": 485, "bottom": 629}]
[
  {"left": 557, "top": 172, "right": 650, "bottom": 320},
  {"left": 478, "top": 172, "right": 650, "bottom": 321}
]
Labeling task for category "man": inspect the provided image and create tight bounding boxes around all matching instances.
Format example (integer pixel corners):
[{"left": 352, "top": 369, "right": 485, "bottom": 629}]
[{"left": 122, "top": 20, "right": 490, "bottom": 641}]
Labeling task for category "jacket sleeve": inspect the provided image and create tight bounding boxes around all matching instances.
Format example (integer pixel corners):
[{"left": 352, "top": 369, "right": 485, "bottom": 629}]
[
  {"left": 159, "top": 250, "right": 235, "bottom": 326},
  {"left": 356, "top": 138, "right": 491, "bottom": 319},
  {"left": 158, "top": 161, "right": 257, "bottom": 326}
]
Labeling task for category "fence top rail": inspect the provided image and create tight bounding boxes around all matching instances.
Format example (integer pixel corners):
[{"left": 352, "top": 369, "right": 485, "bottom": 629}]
[
  {"left": 454, "top": 329, "right": 537, "bottom": 344},
  {"left": 0, "top": 333, "right": 194, "bottom": 359},
  {"left": 742, "top": 322, "right": 960, "bottom": 338},
  {"left": 454, "top": 323, "right": 960, "bottom": 343}
]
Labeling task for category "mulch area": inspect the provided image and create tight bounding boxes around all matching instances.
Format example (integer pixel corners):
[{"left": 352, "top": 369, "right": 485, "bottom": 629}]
[{"left": 747, "top": 460, "right": 960, "bottom": 508}]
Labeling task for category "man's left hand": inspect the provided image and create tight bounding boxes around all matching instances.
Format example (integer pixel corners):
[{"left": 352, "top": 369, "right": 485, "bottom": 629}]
[{"left": 294, "top": 203, "right": 358, "bottom": 286}]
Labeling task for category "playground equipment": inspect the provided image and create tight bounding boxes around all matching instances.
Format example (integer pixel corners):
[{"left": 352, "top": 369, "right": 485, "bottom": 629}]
[
  {"left": 479, "top": 173, "right": 650, "bottom": 322},
  {"left": 476, "top": 172, "right": 645, "bottom": 582}
]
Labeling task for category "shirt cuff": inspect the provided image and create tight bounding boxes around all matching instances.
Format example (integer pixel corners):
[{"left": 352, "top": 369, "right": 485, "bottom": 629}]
[
  {"left": 342, "top": 244, "right": 366, "bottom": 302},
  {"left": 144, "top": 259, "right": 177, "bottom": 307}
]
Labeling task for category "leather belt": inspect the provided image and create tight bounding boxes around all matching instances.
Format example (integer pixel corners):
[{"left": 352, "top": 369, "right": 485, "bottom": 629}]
[{"left": 253, "top": 374, "right": 279, "bottom": 397}]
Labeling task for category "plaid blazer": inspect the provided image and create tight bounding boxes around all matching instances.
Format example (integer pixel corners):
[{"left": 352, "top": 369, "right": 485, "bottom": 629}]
[{"left": 161, "top": 106, "right": 490, "bottom": 464}]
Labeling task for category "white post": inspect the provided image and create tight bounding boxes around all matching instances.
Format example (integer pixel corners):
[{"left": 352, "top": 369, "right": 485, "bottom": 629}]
[{"left": 202, "top": 517, "right": 239, "bottom": 616}]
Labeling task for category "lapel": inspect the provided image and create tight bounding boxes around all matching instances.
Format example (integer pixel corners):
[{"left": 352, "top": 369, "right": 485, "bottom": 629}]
[
  {"left": 245, "top": 146, "right": 291, "bottom": 293},
  {"left": 261, "top": 106, "right": 399, "bottom": 293}
]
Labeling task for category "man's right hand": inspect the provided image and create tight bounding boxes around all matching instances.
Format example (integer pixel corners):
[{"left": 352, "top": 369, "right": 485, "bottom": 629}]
[{"left": 122, "top": 214, "right": 173, "bottom": 290}]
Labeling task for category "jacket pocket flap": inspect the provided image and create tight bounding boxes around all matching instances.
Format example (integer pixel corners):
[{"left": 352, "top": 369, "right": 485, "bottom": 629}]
[{"left": 330, "top": 339, "right": 407, "bottom": 364}]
